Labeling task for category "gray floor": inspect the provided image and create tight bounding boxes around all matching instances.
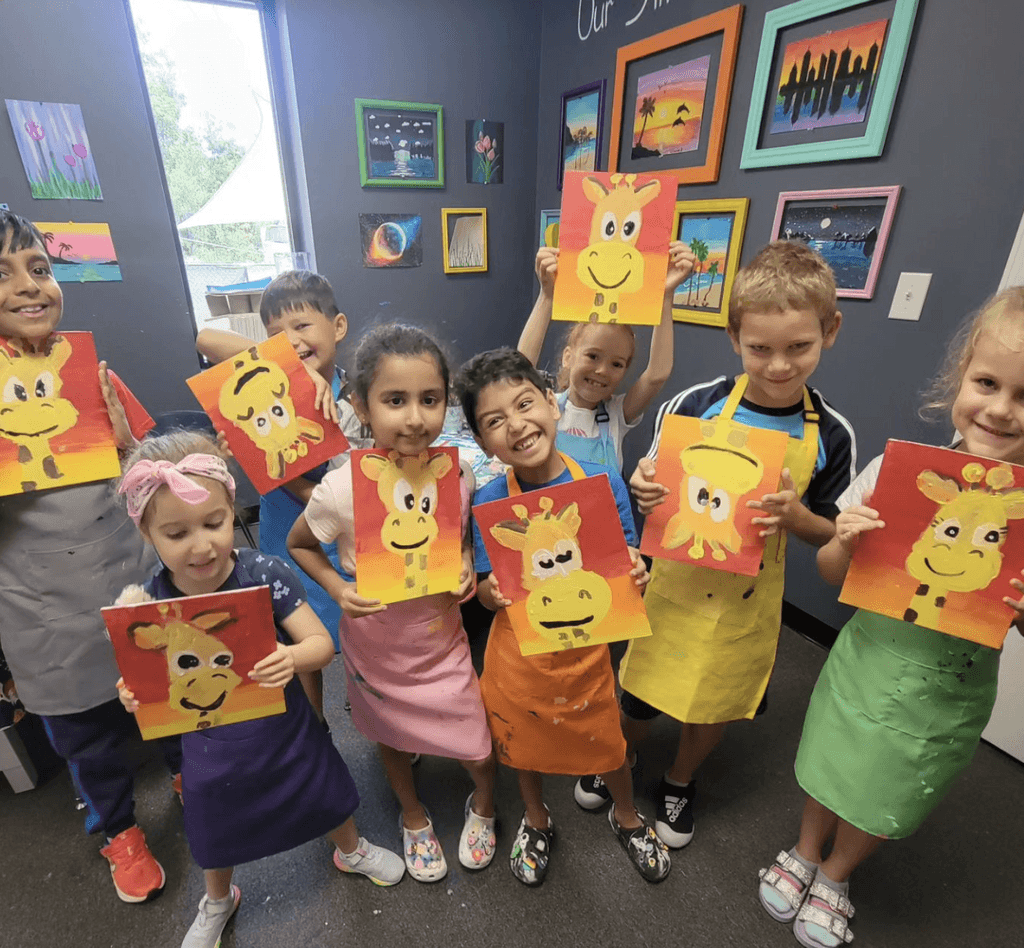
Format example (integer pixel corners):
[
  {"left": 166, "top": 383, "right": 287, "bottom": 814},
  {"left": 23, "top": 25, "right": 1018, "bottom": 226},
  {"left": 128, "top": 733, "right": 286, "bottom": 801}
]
[{"left": 3, "top": 624, "right": 1023, "bottom": 948}]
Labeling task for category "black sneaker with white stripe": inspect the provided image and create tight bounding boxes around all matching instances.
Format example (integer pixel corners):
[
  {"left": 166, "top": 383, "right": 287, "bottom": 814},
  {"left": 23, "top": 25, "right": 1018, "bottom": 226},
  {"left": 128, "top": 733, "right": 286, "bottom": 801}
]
[
  {"left": 573, "top": 756, "right": 640, "bottom": 810},
  {"left": 655, "top": 778, "right": 695, "bottom": 848}
]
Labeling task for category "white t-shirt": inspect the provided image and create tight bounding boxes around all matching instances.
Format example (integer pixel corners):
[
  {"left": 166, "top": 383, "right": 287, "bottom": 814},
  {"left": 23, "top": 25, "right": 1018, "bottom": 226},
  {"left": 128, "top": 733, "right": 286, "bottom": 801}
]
[{"left": 556, "top": 392, "right": 640, "bottom": 471}]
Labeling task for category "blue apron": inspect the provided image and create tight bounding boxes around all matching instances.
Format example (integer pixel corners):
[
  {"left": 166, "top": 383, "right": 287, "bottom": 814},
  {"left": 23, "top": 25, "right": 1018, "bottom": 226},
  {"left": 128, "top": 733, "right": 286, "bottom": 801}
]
[
  {"left": 555, "top": 390, "right": 618, "bottom": 472},
  {"left": 258, "top": 370, "right": 345, "bottom": 650}
]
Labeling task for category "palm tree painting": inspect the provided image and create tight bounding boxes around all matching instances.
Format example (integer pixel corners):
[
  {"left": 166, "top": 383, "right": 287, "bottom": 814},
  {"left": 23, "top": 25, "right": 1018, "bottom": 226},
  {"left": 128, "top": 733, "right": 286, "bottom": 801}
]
[
  {"left": 32, "top": 221, "right": 123, "bottom": 283},
  {"left": 675, "top": 212, "right": 736, "bottom": 315},
  {"left": 634, "top": 96, "right": 657, "bottom": 148}
]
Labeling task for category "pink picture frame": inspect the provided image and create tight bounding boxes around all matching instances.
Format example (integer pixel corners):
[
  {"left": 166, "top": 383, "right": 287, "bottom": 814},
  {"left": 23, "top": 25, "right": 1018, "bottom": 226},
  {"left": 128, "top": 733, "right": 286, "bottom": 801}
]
[{"left": 770, "top": 185, "right": 901, "bottom": 299}]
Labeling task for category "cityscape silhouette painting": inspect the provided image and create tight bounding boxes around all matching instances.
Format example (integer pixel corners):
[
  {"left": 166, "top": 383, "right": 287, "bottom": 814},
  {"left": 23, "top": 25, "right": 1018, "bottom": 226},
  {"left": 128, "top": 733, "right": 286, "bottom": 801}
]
[{"left": 771, "top": 18, "right": 890, "bottom": 135}]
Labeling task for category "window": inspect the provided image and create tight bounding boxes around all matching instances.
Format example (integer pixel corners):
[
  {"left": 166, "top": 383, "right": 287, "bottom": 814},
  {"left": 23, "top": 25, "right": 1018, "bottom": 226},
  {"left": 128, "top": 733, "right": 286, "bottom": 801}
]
[{"left": 129, "top": 0, "right": 296, "bottom": 334}]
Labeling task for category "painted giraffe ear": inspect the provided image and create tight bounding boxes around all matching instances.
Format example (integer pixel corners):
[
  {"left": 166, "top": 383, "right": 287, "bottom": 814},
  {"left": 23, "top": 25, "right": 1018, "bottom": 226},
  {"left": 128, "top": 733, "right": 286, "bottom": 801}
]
[
  {"left": 632, "top": 178, "right": 662, "bottom": 205},
  {"left": 428, "top": 453, "right": 453, "bottom": 480},
  {"left": 581, "top": 175, "right": 610, "bottom": 205},
  {"left": 360, "top": 453, "right": 390, "bottom": 482},
  {"left": 1000, "top": 492, "right": 1024, "bottom": 520},
  {"left": 556, "top": 501, "right": 582, "bottom": 535},
  {"left": 189, "top": 609, "right": 236, "bottom": 633},
  {"left": 916, "top": 470, "right": 960, "bottom": 504},
  {"left": 127, "top": 621, "right": 170, "bottom": 651},
  {"left": 490, "top": 520, "right": 529, "bottom": 551}
]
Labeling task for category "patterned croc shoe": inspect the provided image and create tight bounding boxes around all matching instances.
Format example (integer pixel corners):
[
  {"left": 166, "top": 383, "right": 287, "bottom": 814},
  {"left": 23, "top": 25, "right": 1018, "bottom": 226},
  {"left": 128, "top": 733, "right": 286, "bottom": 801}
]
[
  {"left": 458, "top": 791, "right": 497, "bottom": 870},
  {"left": 402, "top": 813, "right": 447, "bottom": 883}
]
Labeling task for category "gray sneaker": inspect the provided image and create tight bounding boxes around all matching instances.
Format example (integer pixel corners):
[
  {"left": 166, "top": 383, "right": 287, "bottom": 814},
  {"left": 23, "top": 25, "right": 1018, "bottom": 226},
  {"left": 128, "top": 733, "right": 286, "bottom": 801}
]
[
  {"left": 334, "top": 837, "right": 406, "bottom": 886},
  {"left": 181, "top": 885, "right": 240, "bottom": 948}
]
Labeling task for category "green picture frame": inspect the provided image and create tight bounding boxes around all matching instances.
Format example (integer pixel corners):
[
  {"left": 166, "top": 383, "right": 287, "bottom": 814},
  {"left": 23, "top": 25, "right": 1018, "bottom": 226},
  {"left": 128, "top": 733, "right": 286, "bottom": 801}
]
[
  {"left": 739, "top": 0, "right": 919, "bottom": 169},
  {"left": 354, "top": 98, "right": 445, "bottom": 188}
]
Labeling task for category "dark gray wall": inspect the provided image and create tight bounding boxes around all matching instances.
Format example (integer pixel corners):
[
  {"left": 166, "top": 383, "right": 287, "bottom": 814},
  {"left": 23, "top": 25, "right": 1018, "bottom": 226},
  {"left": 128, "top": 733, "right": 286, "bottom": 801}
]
[
  {"left": 272, "top": 0, "right": 543, "bottom": 369},
  {"left": 0, "top": 0, "right": 199, "bottom": 416},
  {"left": 534, "top": 0, "right": 1024, "bottom": 629}
]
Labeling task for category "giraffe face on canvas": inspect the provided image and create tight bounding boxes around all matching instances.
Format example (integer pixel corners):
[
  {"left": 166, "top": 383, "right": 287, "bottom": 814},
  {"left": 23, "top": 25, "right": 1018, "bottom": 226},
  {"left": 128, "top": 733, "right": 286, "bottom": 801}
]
[{"left": 490, "top": 496, "right": 613, "bottom": 649}]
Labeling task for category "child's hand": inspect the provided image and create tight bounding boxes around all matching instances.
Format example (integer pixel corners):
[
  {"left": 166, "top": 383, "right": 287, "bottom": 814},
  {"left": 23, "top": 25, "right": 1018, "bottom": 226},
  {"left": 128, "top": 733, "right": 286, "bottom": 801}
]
[
  {"left": 630, "top": 457, "right": 669, "bottom": 515},
  {"left": 301, "top": 360, "right": 340, "bottom": 425},
  {"left": 250, "top": 642, "right": 296, "bottom": 688},
  {"left": 214, "top": 429, "right": 234, "bottom": 459},
  {"left": 481, "top": 573, "right": 512, "bottom": 610},
  {"left": 833, "top": 493, "right": 885, "bottom": 551},
  {"left": 99, "top": 362, "right": 135, "bottom": 451},
  {"left": 1002, "top": 569, "right": 1024, "bottom": 635},
  {"left": 628, "top": 547, "right": 650, "bottom": 590},
  {"left": 747, "top": 469, "right": 806, "bottom": 537},
  {"left": 448, "top": 548, "right": 476, "bottom": 602},
  {"left": 535, "top": 247, "right": 559, "bottom": 298},
  {"left": 338, "top": 582, "right": 387, "bottom": 618},
  {"left": 665, "top": 241, "right": 696, "bottom": 293},
  {"left": 116, "top": 677, "right": 139, "bottom": 714}
]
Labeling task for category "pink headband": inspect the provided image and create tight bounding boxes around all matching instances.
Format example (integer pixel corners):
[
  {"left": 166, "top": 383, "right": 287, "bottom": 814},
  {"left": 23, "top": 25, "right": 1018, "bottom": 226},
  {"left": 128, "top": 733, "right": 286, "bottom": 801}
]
[{"left": 119, "top": 454, "right": 236, "bottom": 525}]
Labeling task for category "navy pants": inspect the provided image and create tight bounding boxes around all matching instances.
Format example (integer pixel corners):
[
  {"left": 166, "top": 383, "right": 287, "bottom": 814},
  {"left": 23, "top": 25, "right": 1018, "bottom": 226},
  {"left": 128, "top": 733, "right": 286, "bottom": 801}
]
[{"left": 41, "top": 698, "right": 183, "bottom": 838}]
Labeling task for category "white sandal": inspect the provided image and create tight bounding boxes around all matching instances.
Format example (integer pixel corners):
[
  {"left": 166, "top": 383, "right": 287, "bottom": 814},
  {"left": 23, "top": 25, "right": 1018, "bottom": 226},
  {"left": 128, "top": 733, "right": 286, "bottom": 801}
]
[
  {"left": 758, "top": 850, "right": 816, "bottom": 922},
  {"left": 793, "top": 880, "right": 855, "bottom": 947}
]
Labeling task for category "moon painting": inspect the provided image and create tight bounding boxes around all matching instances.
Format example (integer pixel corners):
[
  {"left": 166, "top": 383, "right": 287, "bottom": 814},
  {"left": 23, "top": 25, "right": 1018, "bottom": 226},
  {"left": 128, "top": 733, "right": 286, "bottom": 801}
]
[{"left": 359, "top": 213, "right": 423, "bottom": 268}]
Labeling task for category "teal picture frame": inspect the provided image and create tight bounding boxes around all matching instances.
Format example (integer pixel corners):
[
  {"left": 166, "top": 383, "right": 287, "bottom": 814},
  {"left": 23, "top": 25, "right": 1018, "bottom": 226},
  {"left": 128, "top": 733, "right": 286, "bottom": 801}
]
[
  {"left": 739, "top": 0, "right": 919, "bottom": 169},
  {"left": 354, "top": 98, "right": 445, "bottom": 188}
]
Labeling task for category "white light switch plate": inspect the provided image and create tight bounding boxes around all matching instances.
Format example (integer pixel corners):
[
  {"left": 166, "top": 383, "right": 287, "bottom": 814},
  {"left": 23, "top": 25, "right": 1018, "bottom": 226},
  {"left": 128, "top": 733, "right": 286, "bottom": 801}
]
[{"left": 888, "top": 272, "right": 932, "bottom": 321}]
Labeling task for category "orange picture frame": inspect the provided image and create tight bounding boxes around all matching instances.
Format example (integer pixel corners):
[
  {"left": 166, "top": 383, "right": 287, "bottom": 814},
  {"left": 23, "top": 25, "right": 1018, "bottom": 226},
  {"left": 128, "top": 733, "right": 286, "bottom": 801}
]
[{"left": 608, "top": 4, "right": 744, "bottom": 186}]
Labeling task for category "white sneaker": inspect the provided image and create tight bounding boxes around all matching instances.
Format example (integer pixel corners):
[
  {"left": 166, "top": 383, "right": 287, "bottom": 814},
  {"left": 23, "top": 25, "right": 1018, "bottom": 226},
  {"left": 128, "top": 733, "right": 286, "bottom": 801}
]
[
  {"left": 181, "top": 885, "right": 241, "bottom": 948},
  {"left": 334, "top": 837, "right": 406, "bottom": 886}
]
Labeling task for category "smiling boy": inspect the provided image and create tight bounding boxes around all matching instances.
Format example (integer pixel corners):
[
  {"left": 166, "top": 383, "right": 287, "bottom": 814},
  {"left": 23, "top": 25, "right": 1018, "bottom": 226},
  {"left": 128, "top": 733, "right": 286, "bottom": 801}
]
[{"left": 458, "top": 348, "right": 670, "bottom": 887}]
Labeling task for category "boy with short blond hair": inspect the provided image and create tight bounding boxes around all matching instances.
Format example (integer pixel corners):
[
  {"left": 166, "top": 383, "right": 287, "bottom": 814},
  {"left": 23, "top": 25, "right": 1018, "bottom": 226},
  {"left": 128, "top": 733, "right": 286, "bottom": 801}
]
[{"left": 574, "top": 241, "right": 857, "bottom": 851}]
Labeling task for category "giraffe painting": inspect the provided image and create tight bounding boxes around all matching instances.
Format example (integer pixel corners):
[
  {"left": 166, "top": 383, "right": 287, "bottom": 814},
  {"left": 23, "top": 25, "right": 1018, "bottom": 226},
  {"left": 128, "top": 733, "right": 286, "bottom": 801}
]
[
  {"left": 0, "top": 335, "right": 79, "bottom": 492},
  {"left": 902, "top": 462, "right": 1024, "bottom": 628},
  {"left": 490, "top": 496, "right": 613, "bottom": 650},
  {"left": 575, "top": 172, "right": 663, "bottom": 323},
  {"left": 360, "top": 449, "right": 455, "bottom": 598}
]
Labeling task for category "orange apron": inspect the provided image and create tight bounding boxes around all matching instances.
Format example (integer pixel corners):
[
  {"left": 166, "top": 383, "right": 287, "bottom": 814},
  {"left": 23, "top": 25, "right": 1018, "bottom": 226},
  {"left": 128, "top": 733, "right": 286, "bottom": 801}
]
[
  {"left": 618, "top": 376, "right": 820, "bottom": 724},
  {"left": 479, "top": 455, "right": 626, "bottom": 774}
]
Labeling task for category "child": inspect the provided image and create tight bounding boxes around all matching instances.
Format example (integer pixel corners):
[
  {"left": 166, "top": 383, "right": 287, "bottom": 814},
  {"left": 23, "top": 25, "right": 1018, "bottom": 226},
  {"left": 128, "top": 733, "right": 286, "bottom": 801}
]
[
  {"left": 458, "top": 347, "right": 671, "bottom": 886},
  {"left": 196, "top": 270, "right": 366, "bottom": 720},
  {"left": 516, "top": 242, "right": 695, "bottom": 471},
  {"left": 287, "top": 323, "right": 496, "bottom": 882},
  {"left": 0, "top": 209, "right": 181, "bottom": 902},
  {"left": 582, "top": 242, "right": 856, "bottom": 851},
  {"left": 115, "top": 431, "right": 404, "bottom": 948},
  {"left": 757, "top": 287, "right": 1024, "bottom": 948}
]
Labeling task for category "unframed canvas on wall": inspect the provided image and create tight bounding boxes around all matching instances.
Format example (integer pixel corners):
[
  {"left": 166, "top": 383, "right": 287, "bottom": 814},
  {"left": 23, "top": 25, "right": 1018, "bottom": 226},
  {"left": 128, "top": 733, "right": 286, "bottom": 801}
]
[
  {"left": 557, "top": 80, "right": 605, "bottom": 190},
  {"left": 466, "top": 119, "right": 503, "bottom": 185},
  {"left": 442, "top": 208, "right": 488, "bottom": 274},
  {"left": 770, "top": 186, "right": 901, "bottom": 298},
  {"left": 35, "top": 221, "right": 122, "bottom": 282},
  {"left": 354, "top": 98, "right": 444, "bottom": 187},
  {"left": 5, "top": 100, "right": 102, "bottom": 200},
  {"left": 672, "top": 198, "right": 749, "bottom": 328},
  {"left": 740, "top": 0, "right": 920, "bottom": 168},
  {"left": 608, "top": 5, "right": 744, "bottom": 186},
  {"left": 358, "top": 213, "right": 423, "bottom": 268}
]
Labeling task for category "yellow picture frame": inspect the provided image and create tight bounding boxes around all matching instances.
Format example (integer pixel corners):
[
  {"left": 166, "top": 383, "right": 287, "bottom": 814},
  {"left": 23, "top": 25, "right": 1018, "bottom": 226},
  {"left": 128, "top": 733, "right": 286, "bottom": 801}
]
[
  {"left": 441, "top": 207, "right": 488, "bottom": 274},
  {"left": 671, "top": 197, "right": 749, "bottom": 328}
]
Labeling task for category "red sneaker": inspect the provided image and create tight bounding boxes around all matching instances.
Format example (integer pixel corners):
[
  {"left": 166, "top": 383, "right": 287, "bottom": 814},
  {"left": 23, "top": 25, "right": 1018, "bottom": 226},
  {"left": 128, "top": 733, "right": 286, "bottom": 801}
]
[{"left": 100, "top": 826, "right": 166, "bottom": 903}]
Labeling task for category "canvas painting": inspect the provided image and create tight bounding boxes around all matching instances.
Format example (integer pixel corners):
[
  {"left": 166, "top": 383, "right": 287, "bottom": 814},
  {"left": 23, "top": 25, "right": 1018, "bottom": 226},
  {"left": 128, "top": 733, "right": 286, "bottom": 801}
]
[
  {"left": 5, "top": 100, "right": 103, "bottom": 200},
  {"left": 771, "top": 18, "right": 890, "bottom": 135},
  {"left": 539, "top": 209, "right": 560, "bottom": 249},
  {"left": 559, "top": 82, "right": 604, "bottom": 189},
  {"left": 359, "top": 213, "right": 423, "bottom": 268},
  {"left": 474, "top": 475, "right": 652, "bottom": 656},
  {"left": 442, "top": 209, "right": 488, "bottom": 274},
  {"left": 186, "top": 333, "right": 350, "bottom": 495},
  {"left": 632, "top": 56, "right": 710, "bottom": 160},
  {"left": 34, "top": 221, "right": 122, "bottom": 283},
  {"left": 675, "top": 213, "right": 735, "bottom": 314},
  {"left": 103, "top": 587, "right": 286, "bottom": 740},
  {"left": 355, "top": 99, "right": 443, "bottom": 187},
  {"left": 0, "top": 332, "right": 120, "bottom": 497},
  {"left": 466, "top": 119, "right": 503, "bottom": 185},
  {"left": 552, "top": 170, "right": 675, "bottom": 326},
  {"left": 640, "top": 414, "right": 790, "bottom": 575},
  {"left": 840, "top": 441, "right": 1024, "bottom": 649},
  {"left": 351, "top": 446, "right": 463, "bottom": 604}
]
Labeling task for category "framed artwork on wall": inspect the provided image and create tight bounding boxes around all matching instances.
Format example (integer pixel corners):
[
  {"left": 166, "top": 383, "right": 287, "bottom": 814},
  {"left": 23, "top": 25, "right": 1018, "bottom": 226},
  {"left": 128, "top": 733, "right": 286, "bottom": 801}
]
[
  {"left": 607, "top": 4, "right": 744, "bottom": 186},
  {"left": 442, "top": 208, "right": 488, "bottom": 274},
  {"left": 354, "top": 98, "right": 444, "bottom": 188},
  {"left": 539, "top": 208, "right": 560, "bottom": 248},
  {"left": 739, "top": 0, "right": 920, "bottom": 169},
  {"left": 557, "top": 80, "right": 605, "bottom": 190},
  {"left": 770, "top": 186, "right": 902, "bottom": 299},
  {"left": 671, "top": 198, "right": 749, "bottom": 328}
]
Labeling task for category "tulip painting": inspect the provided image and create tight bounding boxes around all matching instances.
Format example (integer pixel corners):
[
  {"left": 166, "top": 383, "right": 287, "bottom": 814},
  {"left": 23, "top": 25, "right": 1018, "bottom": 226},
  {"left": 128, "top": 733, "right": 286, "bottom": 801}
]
[{"left": 466, "top": 119, "right": 504, "bottom": 185}]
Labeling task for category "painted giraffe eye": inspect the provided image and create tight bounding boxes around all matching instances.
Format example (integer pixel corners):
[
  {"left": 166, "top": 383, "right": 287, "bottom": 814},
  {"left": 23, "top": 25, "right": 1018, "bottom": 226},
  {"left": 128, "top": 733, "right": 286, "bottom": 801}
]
[
  {"left": 269, "top": 400, "right": 291, "bottom": 428},
  {"left": 552, "top": 538, "right": 582, "bottom": 573},
  {"left": 933, "top": 517, "right": 961, "bottom": 542},
  {"left": 530, "top": 548, "right": 559, "bottom": 580},
  {"left": 709, "top": 488, "right": 731, "bottom": 524},
  {"left": 621, "top": 210, "right": 642, "bottom": 240},
  {"left": 174, "top": 652, "right": 201, "bottom": 672},
  {"left": 687, "top": 475, "right": 710, "bottom": 514},
  {"left": 420, "top": 482, "right": 438, "bottom": 515},
  {"left": 34, "top": 371, "right": 55, "bottom": 398},
  {"left": 211, "top": 652, "right": 233, "bottom": 668},
  {"left": 252, "top": 411, "right": 271, "bottom": 436},
  {"left": 972, "top": 523, "right": 1003, "bottom": 547},
  {"left": 600, "top": 211, "right": 617, "bottom": 240},
  {"left": 393, "top": 477, "right": 415, "bottom": 511},
  {"left": 3, "top": 378, "right": 27, "bottom": 402}
]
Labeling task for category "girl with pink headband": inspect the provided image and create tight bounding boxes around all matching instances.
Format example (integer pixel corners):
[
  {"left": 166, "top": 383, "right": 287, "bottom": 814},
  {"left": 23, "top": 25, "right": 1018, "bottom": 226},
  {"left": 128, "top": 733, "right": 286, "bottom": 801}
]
[{"left": 115, "top": 430, "right": 404, "bottom": 948}]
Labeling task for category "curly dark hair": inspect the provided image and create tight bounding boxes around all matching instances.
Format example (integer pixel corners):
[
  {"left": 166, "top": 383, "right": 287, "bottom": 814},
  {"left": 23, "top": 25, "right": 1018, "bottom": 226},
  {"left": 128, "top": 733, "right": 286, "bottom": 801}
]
[{"left": 456, "top": 347, "right": 552, "bottom": 436}]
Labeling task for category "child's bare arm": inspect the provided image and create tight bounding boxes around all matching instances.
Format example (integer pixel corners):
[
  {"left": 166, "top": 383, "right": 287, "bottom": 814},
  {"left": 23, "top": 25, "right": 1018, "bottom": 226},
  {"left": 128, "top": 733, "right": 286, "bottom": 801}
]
[
  {"left": 622, "top": 242, "right": 694, "bottom": 424},
  {"left": 196, "top": 328, "right": 257, "bottom": 364},
  {"left": 517, "top": 248, "right": 559, "bottom": 366},
  {"left": 816, "top": 500, "right": 884, "bottom": 585},
  {"left": 252, "top": 602, "right": 334, "bottom": 687}
]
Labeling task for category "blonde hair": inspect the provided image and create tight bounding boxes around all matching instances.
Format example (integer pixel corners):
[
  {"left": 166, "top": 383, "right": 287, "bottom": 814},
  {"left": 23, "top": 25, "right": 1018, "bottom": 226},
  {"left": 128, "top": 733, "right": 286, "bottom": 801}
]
[
  {"left": 555, "top": 322, "right": 636, "bottom": 390},
  {"left": 920, "top": 287, "right": 1024, "bottom": 419},
  {"left": 729, "top": 241, "right": 838, "bottom": 335}
]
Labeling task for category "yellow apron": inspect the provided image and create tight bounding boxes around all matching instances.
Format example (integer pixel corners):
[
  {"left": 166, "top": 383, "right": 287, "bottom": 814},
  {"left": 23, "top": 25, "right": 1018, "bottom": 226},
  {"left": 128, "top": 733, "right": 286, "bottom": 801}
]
[
  {"left": 618, "top": 376, "right": 820, "bottom": 724},
  {"left": 478, "top": 455, "right": 627, "bottom": 775}
]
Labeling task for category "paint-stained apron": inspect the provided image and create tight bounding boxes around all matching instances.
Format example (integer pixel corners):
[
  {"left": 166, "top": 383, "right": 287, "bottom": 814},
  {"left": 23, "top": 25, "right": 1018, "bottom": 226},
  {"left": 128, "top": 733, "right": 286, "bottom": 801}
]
[
  {"left": 618, "top": 376, "right": 820, "bottom": 724},
  {"left": 478, "top": 455, "right": 626, "bottom": 774}
]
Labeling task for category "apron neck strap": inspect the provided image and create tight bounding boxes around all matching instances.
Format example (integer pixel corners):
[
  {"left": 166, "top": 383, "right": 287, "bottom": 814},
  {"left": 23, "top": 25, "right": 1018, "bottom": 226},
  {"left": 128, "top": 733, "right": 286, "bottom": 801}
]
[
  {"left": 720, "top": 374, "right": 749, "bottom": 419},
  {"left": 505, "top": 453, "right": 585, "bottom": 496}
]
